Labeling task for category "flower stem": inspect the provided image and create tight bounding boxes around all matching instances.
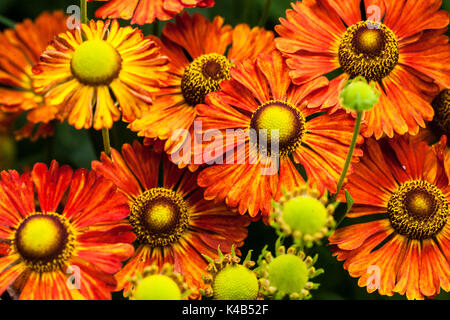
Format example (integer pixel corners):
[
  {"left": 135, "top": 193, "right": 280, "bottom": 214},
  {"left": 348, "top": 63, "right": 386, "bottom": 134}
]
[
  {"left": 258, "top": 0, "right": 272, "bottom": 27},
  {"left": 331, "top": 110, "right": 363, "bottom": 203},
  {"left": 0, "top": 15, "right": 16, "bottom": 29},
  {"left": 102, "top": 128, "right": 111, "bottom": 156},
  {"left": 80, "top": 0, "right": 88, "bottom": 24}
]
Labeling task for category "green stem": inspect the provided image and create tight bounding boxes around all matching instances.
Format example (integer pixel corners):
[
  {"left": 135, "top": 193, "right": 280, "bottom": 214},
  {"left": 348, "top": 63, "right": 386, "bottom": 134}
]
[
  {"left": 152, "top": 20, "right": 159, "bottom": 36},
  {"left": 331, "top": 110, "right": 363, "bottom": 203},
  {"left": 0, "top": 15, "right": 16, "bottom": 29},
  {"left": 80, "top": 0, "right": 88, "bottom": 24},
  {"left": 102, "top": 128, "right": 111, "bottom": 156},
  {"left": 258, "top": 0, "right": 272, "bottom": 27}
]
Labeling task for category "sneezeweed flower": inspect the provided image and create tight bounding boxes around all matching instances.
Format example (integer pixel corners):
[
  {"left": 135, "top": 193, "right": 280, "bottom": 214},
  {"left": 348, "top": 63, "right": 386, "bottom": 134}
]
[
  {"left": 91, "top": 141, "right": 250, "bottom": 297},
  {"left": 271, "top": 185, "right": 336, "bottom": 246},
  {"left": 0, "top": 161, "right": 135, "bottom": 300},
  {"left": 129, "top": 12, "right": 275, "bottom": 163},
  {"left": 127, "top": 263, "right": 191, "bottom": 300},
  {"left": 257, "top": 245, "right": 322, "bottom": 300},
  {"left": 0, "top": 11, "right": 67, "bottom": 140},
  {"left": 32, "top": 19, "right": 168, "bottom": 130},
  {"left": 196, "top": 50, "right": 363, "bottom": 219},
  {"left": 87, "top": 0, "right": 214, "bottom": 25},
  {"left": 329, "top": 136, "right": 450, "bottom": 299},
  {"left": 202, "top": 246, "right": 259, "bottom": 300},
  {"left": 275, "top": 0, "right": 450, "bottom": 139}
]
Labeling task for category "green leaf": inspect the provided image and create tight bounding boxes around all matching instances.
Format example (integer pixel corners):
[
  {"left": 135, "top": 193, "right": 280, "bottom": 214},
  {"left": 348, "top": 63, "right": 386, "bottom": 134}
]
[{"left": 345, "top": 189, "right": 354, "bottom": 214}]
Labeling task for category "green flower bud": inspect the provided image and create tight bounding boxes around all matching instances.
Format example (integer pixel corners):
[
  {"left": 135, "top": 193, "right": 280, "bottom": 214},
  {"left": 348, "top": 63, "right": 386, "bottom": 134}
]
[
  {"left": 202, "top": 246, "right": 260, "bottom": 300},
  {"left": 127, "top": 263, "right": 191, "bottom": 300},
  {"left": 271, "top": 185, "right": 336, "bottom": 245},
  {"left": 134, "top": 274, "right": 182, "bottom": 300},
  {"left": 340, "top": 76, "right": 379, "bottom": 111},
  {"left": 213, "top": 264, "right": 259, "bottom": 300}
]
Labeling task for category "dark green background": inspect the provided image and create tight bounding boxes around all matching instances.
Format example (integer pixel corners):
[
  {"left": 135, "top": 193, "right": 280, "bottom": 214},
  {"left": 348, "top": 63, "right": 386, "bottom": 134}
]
[{"left": 0, "top": 0, "right": 449, "bottom": 300}]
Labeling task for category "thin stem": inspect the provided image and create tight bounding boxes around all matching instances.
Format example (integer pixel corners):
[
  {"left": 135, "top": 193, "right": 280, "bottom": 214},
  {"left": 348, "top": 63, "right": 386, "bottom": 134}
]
[
  {"left": 0, "top": 15, "right": 16, "bottom": 29},
  {"left": 102, "top": 128, "right": 111, "bottom": 156},
  {"left": 258, "top": 0, "right": 272, "bottom": 27},
  {"left": 80, "top": 0, "right": 88, "bottom": 24},
  {"left": 331, "top": 110, "right": 363, "bottom": 203},
  {"left": 152, "top": 20, "right": 159, "bottom": 36}
]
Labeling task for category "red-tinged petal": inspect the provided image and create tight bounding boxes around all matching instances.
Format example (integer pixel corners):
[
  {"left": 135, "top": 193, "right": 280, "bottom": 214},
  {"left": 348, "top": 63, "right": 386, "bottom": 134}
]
[
  {"left": 256, "top": 51, "right": 290, "bottom": 101},
  {"left": 324, "top": 0, "right": 361, "bottom": 26},
  {"left": 92, "top": 148, "right": 142, "bottom": 198},
  {"left": 122, "top": 141, "right": 161, "bottom": 191},
  {"left": 393, "top": 239, "right": 422, "bottom": 300},
  {"left": 230, "top": 60, "right": 270, "bottom": 105},
  {"left": 77, "top": 221, "right": 136, "bottom": 244},
  {"left": 350, "top": 235, "right": 406, "bottom": 297},
  {"left": 63, "top": 170, "right": 129, "bottom": 228},
  {"left": 18, "top": 271, "right": 39, "bottom": 300},
  {"left": 329, "top": 219, "right": 392, "bottom": 251},
  {"left": 384, "top": 0, "right": 449, "bottom": 40},
  {"left": 76, "top": 243, "right": 134, "bottom": 274},
  {"left": 399, "top": 31, "right": 450, "bottom": 89},
  {"left": 70, "top": 257, "right": 117, "bottom": 300},
  {"left": 115, "top": 245, "right": 153, "bottom": 292},
  {"left": 0, "top": 260, "right": 26, "bottom": 296},
  {"left": 285, "top": 52, "right": 340, "bottom": 85},
  {"left": 94, "top": 0, "right": 139, "bottom": 21},
  {"left": 31, "top": 161, "right": 72, "bottom": 214},
  {"left": 0, "top": 170, "right": 34, "bottom": 225},
  {"left": 275, "top": 0, "right": 345, "bottom": 55}
]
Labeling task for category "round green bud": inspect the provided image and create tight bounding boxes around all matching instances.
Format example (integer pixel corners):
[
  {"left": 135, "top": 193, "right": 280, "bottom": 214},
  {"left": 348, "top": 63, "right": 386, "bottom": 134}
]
[
  {"left": 133, "top": 274, "right": 182, "bottom": 300},
  {"left": 267, "top": 254, "right": 308, "bottom": 295},
  {"left": 340, "top": 77, "right": 379, "bottom": 111},
  {"left": 282, "top": 196, "right": 328, "bottom": 235},
  {"left": 213, "top": 264, "right": 259, "bottom": 300}
]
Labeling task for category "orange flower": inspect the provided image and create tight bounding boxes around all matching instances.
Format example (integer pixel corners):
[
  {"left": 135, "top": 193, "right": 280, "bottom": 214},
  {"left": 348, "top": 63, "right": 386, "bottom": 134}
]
[
  {"left": 88, "top": 0, "right": 214, "bottom": 25},
  {"left": 32, "top": 19, "right": 168, "bottom": 130},
  {"left": 129, "top": 12, "right": 275, "bottom": 165},
  {"left": 0, "top": 11, "right": 67, "bottom": 140},
  {"left": 195, "top": 50, "right": 363, "bottom": 219},
  {"left": 275, "top": 0, "right": 450, "bottom": 139},
  {"left": 329, "top": 136, "right": 450, "bottom": 300},
  {"left": 91, "top": 141, "right": 250, "bottom": 298},
  {"left": 0, "top": 161, "right": 135, "bottom": 300}
]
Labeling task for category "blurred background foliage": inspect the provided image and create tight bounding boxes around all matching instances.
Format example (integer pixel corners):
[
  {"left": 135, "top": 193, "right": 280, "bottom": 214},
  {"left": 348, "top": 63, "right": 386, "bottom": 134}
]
[{"left": 0, "top": 0, "right": 449, "bottom": 300}]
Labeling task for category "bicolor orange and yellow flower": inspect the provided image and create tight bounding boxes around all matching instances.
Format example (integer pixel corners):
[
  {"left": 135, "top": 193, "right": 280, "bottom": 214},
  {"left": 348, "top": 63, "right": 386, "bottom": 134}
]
[{"left": 32, "top": 19, "right": 168, "bottom": 130}]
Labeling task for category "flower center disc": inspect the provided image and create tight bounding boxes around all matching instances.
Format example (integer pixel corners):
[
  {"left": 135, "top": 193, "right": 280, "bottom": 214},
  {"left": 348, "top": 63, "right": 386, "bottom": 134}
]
[
  {"left": 14, "top": 213, "right": 75, "bottom": 272},
  {"left": 71, "top": 39, "right": 122, "bottom": 86},
  {"left": 250, "top": 100, "right": 306, "bottom": 156},
  {"left": 181, "top": 53, "right": 232, "bottom": 106},
  {"left": 338, "top": 21, "right": 399, "bottom": 81},
  {"left": 431, "top": 89, "right": 450, "bottom": 138},
  {"left": 387, "top": 180, "right": 448, "bottom": 239},
  {"left": 130, "top": 188, "right": 189, "bottom": 247}
]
